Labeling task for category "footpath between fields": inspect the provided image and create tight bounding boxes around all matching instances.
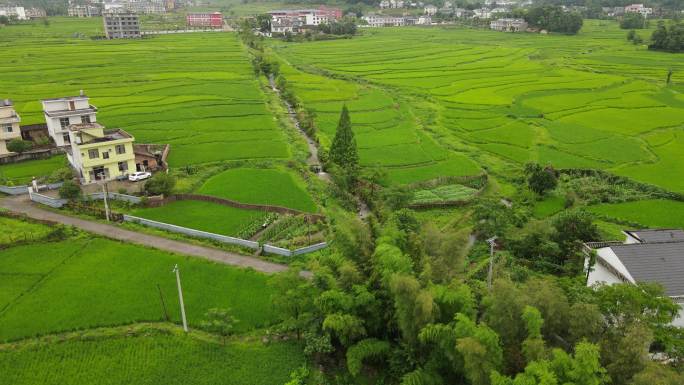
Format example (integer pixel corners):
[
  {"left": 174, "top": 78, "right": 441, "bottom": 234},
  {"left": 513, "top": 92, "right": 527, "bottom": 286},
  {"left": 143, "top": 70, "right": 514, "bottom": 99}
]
[{"left": 0, "top": 195, "right": 303, "bottom": 275}]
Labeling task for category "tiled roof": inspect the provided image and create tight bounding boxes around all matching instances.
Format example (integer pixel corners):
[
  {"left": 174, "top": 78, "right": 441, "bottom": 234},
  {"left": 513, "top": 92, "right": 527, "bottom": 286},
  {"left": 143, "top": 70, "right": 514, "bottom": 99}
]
[
  {"left": 625, "top": 229, "right": 684, "bottom": 243},
  {"left": 610, "top": 241, "right": 684, "bottom": 296}
]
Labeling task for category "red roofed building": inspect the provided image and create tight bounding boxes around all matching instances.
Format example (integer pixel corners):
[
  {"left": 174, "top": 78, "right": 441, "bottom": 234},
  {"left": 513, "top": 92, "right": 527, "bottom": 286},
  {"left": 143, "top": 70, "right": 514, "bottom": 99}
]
[{"left": 186, "top": 12, "right": 223, "bottom": 28}]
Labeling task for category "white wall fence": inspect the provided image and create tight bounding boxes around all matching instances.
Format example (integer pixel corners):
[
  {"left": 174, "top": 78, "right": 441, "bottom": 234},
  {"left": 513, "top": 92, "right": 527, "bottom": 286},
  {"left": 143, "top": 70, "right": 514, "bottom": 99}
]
[
  {"left": 123, "top": 215, "right": 261, "bottom": 250},
  {"left": 124, "top": 214, "right": 328, "bottom": 257},
  {"left": 263, "top": 242, "right": 328, "bottom": 257},
  {"left": 23, "top": 191, "right": 329, "bottom": 257},
  {"left": 0, "top": 185, "right": 29, "bottom": 195},
  {"left": 0, "top": 182, "right": 63, "bottom": 196},
  {"left": 28, "top": 188, "right": 68, "bottom": 208},
  {"left": 88, "top": 192, "right": 142, "bottom": 204}
]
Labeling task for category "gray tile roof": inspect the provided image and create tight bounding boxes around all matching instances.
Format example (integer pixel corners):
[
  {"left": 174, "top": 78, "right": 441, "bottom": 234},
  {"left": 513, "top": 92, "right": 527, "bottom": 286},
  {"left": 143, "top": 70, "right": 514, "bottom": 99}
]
[
  {"left": 625, "top": 229, "right": 684, "bottom": 243},
  {"left": 611, "top": 242, "right": 684, "bottom": 297}
]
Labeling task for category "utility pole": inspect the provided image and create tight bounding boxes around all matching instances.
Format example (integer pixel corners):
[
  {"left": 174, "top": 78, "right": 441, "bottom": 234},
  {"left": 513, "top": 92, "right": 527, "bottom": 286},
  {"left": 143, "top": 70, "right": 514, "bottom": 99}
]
[
  {"left": 486, "top": 236, "right": 497, "bottom": 291},
  {"left": 102, "top": 181, "right": 110, "bottom": 222},
  {"left": 173, "top": 264, "right": 188, "bottom": 332}
]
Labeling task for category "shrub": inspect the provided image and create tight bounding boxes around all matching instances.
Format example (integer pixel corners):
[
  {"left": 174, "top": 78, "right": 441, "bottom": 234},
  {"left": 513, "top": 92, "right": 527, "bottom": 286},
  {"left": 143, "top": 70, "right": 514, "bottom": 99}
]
[
  {"left": 621, "top": 13, "right": 645, "bottom": 29},
  {"left": 47, "top": 167, "right": 73, "bottom": 183},
  {"left": 58, "top": 180, "right": 81, "bottom": 201},
  {"left": 525, "top": 163, "right": 558, "bottom": 195},
  {"left": 6, "top": 139, "right": 33, "bottom": 154},
  {"left": 144, "top": 172, "right": 176, "bottom": 196}
]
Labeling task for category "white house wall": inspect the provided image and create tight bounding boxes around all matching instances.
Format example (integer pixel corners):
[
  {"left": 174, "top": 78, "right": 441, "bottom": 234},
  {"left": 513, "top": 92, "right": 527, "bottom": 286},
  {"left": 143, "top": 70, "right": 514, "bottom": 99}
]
[{"left": 674, "top": 304, "right": 684, "bottom": 328}]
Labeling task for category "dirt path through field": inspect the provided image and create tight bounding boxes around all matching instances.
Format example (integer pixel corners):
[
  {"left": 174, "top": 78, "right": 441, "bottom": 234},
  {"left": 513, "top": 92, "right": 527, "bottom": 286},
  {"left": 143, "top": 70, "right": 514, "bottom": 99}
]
[{"left": 0, "top": 195, "right": 295, "bottom": 275}]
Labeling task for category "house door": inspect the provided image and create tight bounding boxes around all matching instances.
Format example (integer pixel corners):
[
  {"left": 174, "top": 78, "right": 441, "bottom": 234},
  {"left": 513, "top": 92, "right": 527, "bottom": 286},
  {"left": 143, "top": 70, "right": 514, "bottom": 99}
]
[{"left": 91, "top": 166, "right": 109, "bottom": 181}]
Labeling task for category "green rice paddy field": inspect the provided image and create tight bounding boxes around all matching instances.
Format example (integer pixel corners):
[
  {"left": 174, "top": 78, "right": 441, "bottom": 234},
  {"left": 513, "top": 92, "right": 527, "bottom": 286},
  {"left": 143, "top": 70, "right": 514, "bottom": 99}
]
[
  {"left": 271, "top": 20, "right": 684, "bottom": 190},
  {"left": 0, "top": 18, "right": 289, "bottom": 167},
  {"left": 0, "top": 235, "right": 276, "bottom": 341},
  {"left": 0, "top": 205, "right": 303, "bottom": 384},
  {"left": 0, "top": 334, "right": 304, "bottom": 385},
  {"left": 198, "top": 167, "right": 317, "bottom": 213},
  {"left": 0, "top": 156, "right": 66, "bottom": 185},
  {"left": 131, "top": 200, "right": 268, "bottom": 236}
]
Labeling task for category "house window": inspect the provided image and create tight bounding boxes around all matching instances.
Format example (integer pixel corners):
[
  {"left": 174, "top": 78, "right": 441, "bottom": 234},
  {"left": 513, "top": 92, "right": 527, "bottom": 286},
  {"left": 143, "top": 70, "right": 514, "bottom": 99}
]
[
  {"left": 63, "top": 133, "right": 71, "bottom": 144},
  {"left": 81, "top": 115, "right": 91, "bottom": 124},
  {"left": 102, "top": 151, "right": 109, "bottom": 160},
  {"left": 88, "top": 149, "right": 99, "bottom": 159},
  {"left": 68, "top": 101, "right": 75, "bottom": 110},
  {"left": 118, "top": 161, "right": 128, "bottom": 172},
  {"left": 2, "top": 124, "right": 12, "bottom": 133},
  {"left": 59, "top": 117, "right": 70, "bottom": 129},
  {"left": 115, "top": 144, "right": 126, "bottom": 154}
]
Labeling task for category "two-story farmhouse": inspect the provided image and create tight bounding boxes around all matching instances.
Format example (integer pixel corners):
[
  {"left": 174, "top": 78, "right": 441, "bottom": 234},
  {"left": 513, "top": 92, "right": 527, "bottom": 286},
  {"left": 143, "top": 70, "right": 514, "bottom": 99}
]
[
  {"left": 65, "top": 122, "right": 136, "bottom": 184},
  {"left": 41, "top": 92, "right": 98, "bottom": 147},
  {"left": 586, "top": 229, "right": 684, "bottom": 327},
  {"left": 490, "top": 18, "right": 528, "bottom": 32},
  {"left": 0, "top": 99, "right": 22, "bottom": 156}
]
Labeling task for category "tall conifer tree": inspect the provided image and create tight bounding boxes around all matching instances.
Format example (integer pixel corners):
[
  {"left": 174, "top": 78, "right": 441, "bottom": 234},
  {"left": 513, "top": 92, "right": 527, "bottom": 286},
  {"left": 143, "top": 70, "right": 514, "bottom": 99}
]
[{"left": 329, "top": 105, "right": 359, "bottom": 175}]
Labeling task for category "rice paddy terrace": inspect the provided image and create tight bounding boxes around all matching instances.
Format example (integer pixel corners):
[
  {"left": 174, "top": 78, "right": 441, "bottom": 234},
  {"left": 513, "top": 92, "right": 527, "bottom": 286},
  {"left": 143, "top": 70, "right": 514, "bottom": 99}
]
[
  {"left": 270, "top": 20, "right": 684, "bottom": 191},
  {"left": 0, "top": 18, "right": 289, "bottom": 167}
]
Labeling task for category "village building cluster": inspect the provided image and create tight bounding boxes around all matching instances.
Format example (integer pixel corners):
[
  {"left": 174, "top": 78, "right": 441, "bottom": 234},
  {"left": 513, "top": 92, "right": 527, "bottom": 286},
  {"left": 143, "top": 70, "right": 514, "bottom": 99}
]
[
  {"left": 1, "top": 92, "right": 166, "bottom": 184},
  {"left": 269, "top": 6, "right": 342, "bottom": 34},
  {"left": 0, "top": 5, "right": 46, "bottom": 20},
  {"left": 66, "top": 0, "right": 180, "bottom": 19}
]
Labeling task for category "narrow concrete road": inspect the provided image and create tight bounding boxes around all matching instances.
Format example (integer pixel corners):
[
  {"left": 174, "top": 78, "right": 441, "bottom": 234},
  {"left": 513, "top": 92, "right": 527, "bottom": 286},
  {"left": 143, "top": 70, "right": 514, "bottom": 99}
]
[{"left": 0, "top": 195, "right": 291, "bottom": 275}]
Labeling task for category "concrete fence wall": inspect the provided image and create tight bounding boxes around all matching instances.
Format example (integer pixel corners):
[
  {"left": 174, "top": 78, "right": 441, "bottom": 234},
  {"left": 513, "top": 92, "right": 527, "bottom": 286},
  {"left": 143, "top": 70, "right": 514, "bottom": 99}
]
[
  {"left": 29, "top": 190, "right": 68, "bottom": 208},
  {"left": 0, "top": 185, "right": 29, "bottom": 195},
  {"left": 263, "top": 244, "right": 293, "bottom": 257},
  {"left": 123, "top": 215, "right": 260, "bottom": 250},
  {"left": 0, "top": 181, "right": 63, "bottom": 196},
  {"left": 293, "top": 242, "right": 328, "bottom": 256},
  {"left": 0, "top": 147, "right": 64, "bottom": 165},
  {"left": 88, "top": 192, "right": 142, "bottom": 204},
  {"left": 124, "top": 215, "right": 328, "bottom": 257},
  {"left": 263, "top": 242, "right": 328, "bottom": 257}
]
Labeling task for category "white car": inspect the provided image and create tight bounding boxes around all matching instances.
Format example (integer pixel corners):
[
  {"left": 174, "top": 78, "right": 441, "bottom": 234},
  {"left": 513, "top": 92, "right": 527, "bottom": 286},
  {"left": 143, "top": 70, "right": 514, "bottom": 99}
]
[{"left": 128, "top": 171, "right": 152, "bottom": 182}]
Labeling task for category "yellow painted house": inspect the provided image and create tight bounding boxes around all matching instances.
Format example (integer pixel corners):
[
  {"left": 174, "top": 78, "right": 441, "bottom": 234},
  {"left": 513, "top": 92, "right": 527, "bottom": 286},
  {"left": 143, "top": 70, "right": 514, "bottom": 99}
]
[{"left": 65, "top": 123, "right": 136, "bottom": 184}]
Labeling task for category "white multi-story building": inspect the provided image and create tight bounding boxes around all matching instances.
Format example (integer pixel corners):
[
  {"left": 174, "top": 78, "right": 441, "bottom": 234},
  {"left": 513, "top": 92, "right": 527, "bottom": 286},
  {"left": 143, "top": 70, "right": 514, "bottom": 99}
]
[
  {"left": 25, "top": 8, "right": 47, "bottom": 18},
  {"left": 490, "top": 18, "right": 528, "bottom": 32},
  {"left": 417, "top": 15, "right": 431, "bottom": 25},
  {"left": 424, "top": 5, "right": 437, "bottom": 15},
  {"left": 103, "top": 0, "right": 166, "bottom": 14},
  {"left": 68, "top": 4, "right": 102, "bottom": 17},
  {"left": 362, "top": 14, "right": 407, "bottom": 27},
  {"left": 473, "top": 8, "right": 492, "bottom": 19},
  {"left": 305, "top": 13, "right": 330, "bottom": 26},
  {"left": 624, "top": 3, "right": 653, "bottom": 16},
  {"left": 0, "top": 5, "right": 26, "bottom": 20},
  {"left": 41, "top": 91, "right": 98, "bottom": 147},
  {"left": 0, "top": 99, "right": 22, "bottom": 156}
]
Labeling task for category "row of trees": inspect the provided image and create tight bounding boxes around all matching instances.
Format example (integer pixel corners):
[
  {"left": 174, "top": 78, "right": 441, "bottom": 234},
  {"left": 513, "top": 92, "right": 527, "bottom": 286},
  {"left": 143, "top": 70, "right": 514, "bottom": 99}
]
[{"left": 525, "top": 6, "right": 584, "bottom": 34}]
